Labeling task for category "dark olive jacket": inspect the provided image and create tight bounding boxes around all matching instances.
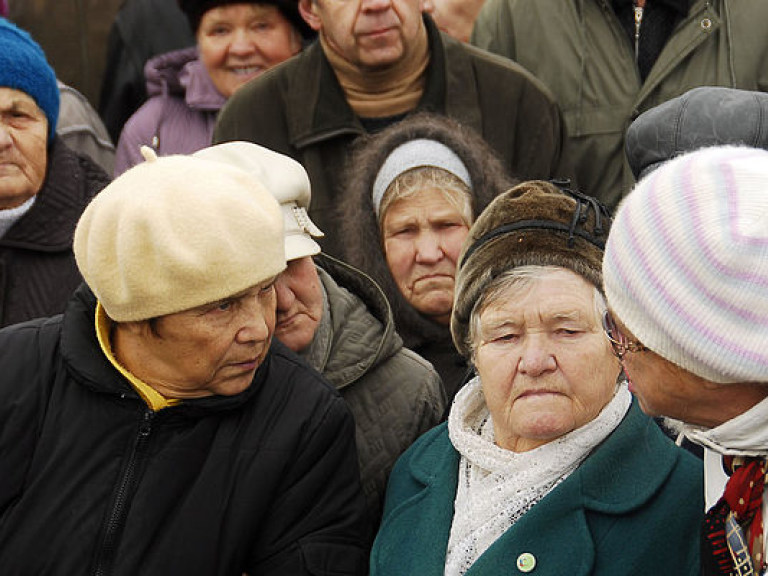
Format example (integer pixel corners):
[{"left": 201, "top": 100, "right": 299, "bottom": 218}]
[
  {"left": 214, "top": 16, "right": 564, "bottom": 258},
  {"left": 0, "top": 138, "right": 109, "bottom": 328},
  {"left": 310, "top": 255, "right": 445, "bottom": 525},
  {"left": 472, "top": 0, "right": 768, "bottom": 208},
  {"left": 0, "top": 285, "right": 370, "bottom": 575}
]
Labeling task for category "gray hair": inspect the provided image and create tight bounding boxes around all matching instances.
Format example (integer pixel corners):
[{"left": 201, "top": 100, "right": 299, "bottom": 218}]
[{"left": 466, "top": 265, "right": 607, "bottom": 360}]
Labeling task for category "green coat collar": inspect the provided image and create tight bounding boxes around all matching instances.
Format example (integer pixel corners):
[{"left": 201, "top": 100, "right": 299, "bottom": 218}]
[{"left": 374, "top": 401, "right": 700, "bottom": 575}]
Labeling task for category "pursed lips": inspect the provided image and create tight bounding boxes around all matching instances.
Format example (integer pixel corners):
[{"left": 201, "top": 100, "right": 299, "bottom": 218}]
[
  {"left": 516, "top": 388, "right": 562, "bottom": 399},
  {"left": 229, "top": 354, "right": 262, "bottom": 369},
  {"left": 412, "top": 272, "right": 453, "bottom": 285}
]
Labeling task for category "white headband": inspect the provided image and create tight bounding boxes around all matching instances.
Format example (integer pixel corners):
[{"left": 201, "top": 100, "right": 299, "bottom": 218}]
[{"left": 371, "top": 139, "right": 472, "bottom": 216}]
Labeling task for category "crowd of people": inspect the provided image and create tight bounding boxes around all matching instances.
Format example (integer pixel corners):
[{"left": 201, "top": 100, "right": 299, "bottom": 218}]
[{"left": 1, "top": 1, "right": 768, "bottom": 575}]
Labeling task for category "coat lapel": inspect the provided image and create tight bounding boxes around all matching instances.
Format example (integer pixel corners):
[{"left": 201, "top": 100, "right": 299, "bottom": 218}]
[
  {"left": 374, "top": 403, "right": 683, "bottom": 575},
  {"left": 372, "top": 427, "right": 458, "bottom": 575}
]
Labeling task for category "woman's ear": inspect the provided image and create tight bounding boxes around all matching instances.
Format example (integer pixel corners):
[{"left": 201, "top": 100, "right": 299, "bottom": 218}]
[{"left": 298, "top": 0, "right": 322, "bottom": 32}]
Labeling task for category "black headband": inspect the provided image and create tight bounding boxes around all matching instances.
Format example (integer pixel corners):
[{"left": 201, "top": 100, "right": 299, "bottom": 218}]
[{"left": 459, "top": 180, "right": 610, "bottom": 268}]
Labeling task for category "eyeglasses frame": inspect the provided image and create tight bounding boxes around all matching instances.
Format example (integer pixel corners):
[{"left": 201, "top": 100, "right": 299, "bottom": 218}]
[{"left": 601, "top": 311, "right": 649, "bottom": 360}]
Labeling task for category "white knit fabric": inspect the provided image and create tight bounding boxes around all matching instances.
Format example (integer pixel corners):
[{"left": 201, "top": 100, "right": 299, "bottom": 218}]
[
  {"left": 445, "top": 377, "right": 632, "bottom": 576},
  {"left": 604, "top": 146, "right": 768, "bottom": 383},
  {"left": 0, "top": 196, "right": 35, "bottom": 239},
  {"left": 371, "top": 139, "right": 472, "bottom": 216}
]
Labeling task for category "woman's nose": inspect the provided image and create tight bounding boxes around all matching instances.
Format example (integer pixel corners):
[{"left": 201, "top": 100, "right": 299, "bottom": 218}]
[
  {"left": 517, "top": 334, "right": 557, "bottom": 376},
  {"left": 414, "top": 231, "right": 444, "bottom": 263}
]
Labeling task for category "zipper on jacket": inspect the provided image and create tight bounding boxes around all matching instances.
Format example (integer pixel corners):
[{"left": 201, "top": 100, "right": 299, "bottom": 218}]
[
  {"left": 633, "top": 0, "right": 646, "bottom": 62},
  {"left": 91, "top": 409, "right": 154, "bottom": 576}
]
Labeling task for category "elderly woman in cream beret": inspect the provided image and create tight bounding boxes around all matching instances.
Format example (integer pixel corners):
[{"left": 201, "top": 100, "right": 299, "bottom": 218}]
[
  {"left": 0, "top": 144, "right": 369, "bottom": 574},
  {"left": 371, "top": 181, "right": 703, "bottom": 576}
]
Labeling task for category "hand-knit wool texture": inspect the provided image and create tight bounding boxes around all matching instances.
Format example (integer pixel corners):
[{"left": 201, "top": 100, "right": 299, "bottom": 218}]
[
  {"left": 74, "top": 147, "right": 285, "bottom": 321},
  {"left": 604, "top": 145, "right": 768, "bottom": 384},
  {"left": 0, "top": 18, "right": 59, "bottom": 141},
  {"left": 371, "top": 139, "right": 472, "bottom": 216},
  {"left": 445, "top": 378, "right": 632, "bottom": 576}
]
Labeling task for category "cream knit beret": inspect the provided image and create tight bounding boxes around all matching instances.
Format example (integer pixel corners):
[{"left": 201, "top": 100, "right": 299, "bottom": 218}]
[
  {"left": 193, "top": 142, "right": 323, "bottom": 262},
  {"left": 74, "top": 147, "right": 285, "bottom": 321},
  {"left": 604, "top": 145, "right": 768, "bottom": 384}
]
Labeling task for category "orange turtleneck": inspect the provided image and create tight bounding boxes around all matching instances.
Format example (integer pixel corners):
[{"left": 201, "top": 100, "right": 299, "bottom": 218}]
[{"left": 320, "top": 24, "right": 430, "bottom": 119}]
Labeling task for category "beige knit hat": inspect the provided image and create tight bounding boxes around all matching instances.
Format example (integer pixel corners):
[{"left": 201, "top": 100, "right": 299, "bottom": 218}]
[
  {"left": 73, "top": 147, "right": 285, "bottom": 321},
  {"left": 193, "top": 142, "right": 323, "bottom": 261}
]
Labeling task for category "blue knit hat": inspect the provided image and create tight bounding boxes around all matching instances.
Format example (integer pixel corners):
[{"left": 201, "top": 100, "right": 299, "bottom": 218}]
[{"left": 0, "top": 18, "right": 59, "bottom": 142}]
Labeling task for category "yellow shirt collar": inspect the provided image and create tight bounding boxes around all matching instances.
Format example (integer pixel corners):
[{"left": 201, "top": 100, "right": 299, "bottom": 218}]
[{"left": 95, "top": 302, "right": 180, "bottom": 411}]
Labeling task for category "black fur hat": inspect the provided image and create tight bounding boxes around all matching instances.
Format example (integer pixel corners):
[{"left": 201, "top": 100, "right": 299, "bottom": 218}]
[{"left": 178, "top": 0, "right": 314, "bottom": 39}]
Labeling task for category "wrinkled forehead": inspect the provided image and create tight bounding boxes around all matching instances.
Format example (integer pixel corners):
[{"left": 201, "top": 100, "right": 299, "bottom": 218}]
[{"left": 0, "top": 86, "right": 44, "bottom": 115}]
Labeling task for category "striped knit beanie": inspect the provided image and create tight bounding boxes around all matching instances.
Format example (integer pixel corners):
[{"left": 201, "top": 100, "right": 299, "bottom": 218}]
[{"left": 603, "top": 145, "right": 768, "bottom": 384}]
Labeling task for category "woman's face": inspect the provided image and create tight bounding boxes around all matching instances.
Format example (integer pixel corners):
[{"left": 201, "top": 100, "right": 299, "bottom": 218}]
[
  {"left": 473, "top": 269, "right": 620, "bottom": 452},
  {"left": 198, "top": 3, "right": 301, "bottom": 98},
  {"left": 0, "top": 88, "right": 48, "bottom": 209},
  {"left": 382, "top": 187, "right": 469, "bottom": 324},
  {"left": 610, "top": 315, "right": 740, "bottom": 428},
  {"left": 115, "top": 279, "right": 277, "bottom": 399}
]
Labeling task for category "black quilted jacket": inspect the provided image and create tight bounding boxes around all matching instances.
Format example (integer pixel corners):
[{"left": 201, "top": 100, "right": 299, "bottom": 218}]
[{"left": 0, "top": 286, "right": 370, "bottom": 575}]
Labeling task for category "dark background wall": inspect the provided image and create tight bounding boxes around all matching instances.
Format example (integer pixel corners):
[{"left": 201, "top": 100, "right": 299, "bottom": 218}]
[{"left": 9, "top": 0, "right": 124, "bottom": 108}]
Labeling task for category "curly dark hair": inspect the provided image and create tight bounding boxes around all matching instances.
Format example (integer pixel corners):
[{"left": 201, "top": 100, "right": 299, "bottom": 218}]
[{"left": 338, "top": 111, "right": 517, "bottom": 351}]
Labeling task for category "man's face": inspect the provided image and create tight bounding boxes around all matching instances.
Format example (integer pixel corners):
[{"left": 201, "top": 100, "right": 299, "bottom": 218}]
[
  {"left": 117, "top": 279, "right": 277, "bottom": 398},
  {"left": 274, "top": 257, "right": 324, "bottom": 352},
  {"left": 473, "top": 268, "right": 620, "bottom": 452},
  {"left": 300, "top": 0, "right": 426, "bottom": 69},
  {"left": 0, "top": 87, "right": 48, "bottom": 210}
]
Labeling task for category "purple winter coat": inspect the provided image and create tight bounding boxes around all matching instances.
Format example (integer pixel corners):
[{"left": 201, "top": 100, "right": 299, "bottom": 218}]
[{"left": 113, "top": 46, "right": 226, "bottom": 176}]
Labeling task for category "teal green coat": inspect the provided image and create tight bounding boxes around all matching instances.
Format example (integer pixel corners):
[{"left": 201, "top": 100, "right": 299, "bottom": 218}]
[{"left": 371, "top": 402, "right": 703, "bottom": 575}]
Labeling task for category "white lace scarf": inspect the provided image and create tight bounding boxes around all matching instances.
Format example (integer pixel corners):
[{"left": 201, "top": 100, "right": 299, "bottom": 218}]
[{"left": 444, "top": 377, "right": 632, "bottom": 576}]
